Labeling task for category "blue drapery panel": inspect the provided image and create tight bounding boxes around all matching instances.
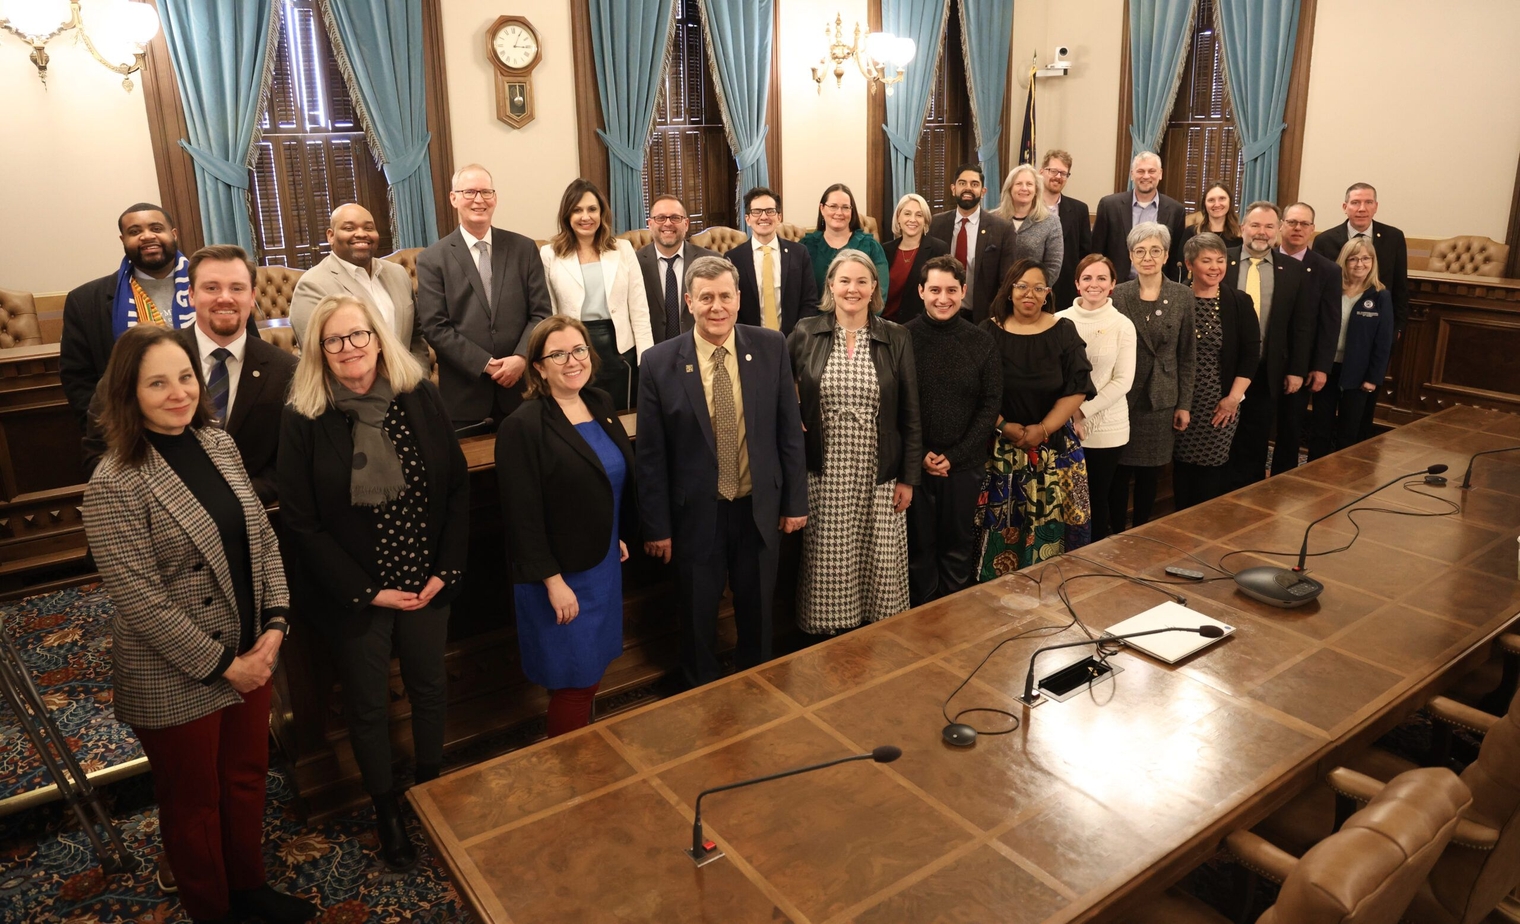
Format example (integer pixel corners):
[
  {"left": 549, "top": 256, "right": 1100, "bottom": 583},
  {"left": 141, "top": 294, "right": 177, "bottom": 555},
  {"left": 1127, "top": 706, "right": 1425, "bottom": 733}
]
[
  {"left": 960, "top": 0, "right": 1015, "bottom": 209},
  {"left": 1127, "top": 0, "right": 1197, "bottom": 166},
  {"left": 324, "top": 0, "right": 438, "bottom": 249},
  {"left": 590, "top": 0, "right": 676, "bottom": 233},
  {"left": 881, "top": 0, "right": 948, "bottom": 206},
  {"left": 1215, "top": 0, "right": 1300, "bottom": 208},
  {"left": 698, "top": 0, "right": 774, "bottom": 220},
  {"left": 159, "top": 0, "right": 277, "bottom": 252}
]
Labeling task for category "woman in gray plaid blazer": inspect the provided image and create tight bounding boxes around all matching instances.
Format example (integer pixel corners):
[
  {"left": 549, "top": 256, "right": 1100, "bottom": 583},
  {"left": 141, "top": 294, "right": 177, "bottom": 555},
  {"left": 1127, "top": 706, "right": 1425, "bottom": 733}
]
[{"left": 82, "top": 323, "right": 315, "bottom": 924}]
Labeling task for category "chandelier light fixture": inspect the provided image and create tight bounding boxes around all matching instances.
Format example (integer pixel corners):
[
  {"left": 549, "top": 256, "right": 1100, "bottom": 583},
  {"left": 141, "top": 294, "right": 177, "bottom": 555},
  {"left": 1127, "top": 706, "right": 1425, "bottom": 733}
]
[
  {"left": 810, "top": 13, "right": 915, "bottom": 96},
  {"left": 0, "top": 0, "right": 160, "bottom": 92}
]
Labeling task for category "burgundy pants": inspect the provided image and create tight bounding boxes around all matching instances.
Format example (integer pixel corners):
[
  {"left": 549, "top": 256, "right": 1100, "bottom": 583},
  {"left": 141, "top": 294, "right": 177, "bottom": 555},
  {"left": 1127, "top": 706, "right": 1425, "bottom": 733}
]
[
  {"left": 546, "top": 683, "right": 599, "bottom": 737},
  {"left": 131, "top": 681, "right": 272, "bottom": 921}
]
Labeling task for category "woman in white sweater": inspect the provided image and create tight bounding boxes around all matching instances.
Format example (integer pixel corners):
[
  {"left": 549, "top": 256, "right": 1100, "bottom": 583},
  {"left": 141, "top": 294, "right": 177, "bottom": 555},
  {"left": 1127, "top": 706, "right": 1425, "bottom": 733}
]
[{"left": 1055, "top": 254, "right": 1136, "bottom": 541}]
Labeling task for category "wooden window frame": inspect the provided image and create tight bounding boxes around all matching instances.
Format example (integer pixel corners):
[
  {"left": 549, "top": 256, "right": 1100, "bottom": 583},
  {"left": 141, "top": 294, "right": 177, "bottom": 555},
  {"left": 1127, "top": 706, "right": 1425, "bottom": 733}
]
[{"left": 139, "top": 0, "right": 456, "bottom": 257}]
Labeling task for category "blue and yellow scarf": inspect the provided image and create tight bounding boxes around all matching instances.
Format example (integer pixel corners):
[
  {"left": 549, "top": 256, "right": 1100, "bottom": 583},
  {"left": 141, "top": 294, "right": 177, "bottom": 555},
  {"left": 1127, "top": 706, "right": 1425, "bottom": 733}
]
[{"left": 111, "top": 252, "right": 194, "bottom": 338}]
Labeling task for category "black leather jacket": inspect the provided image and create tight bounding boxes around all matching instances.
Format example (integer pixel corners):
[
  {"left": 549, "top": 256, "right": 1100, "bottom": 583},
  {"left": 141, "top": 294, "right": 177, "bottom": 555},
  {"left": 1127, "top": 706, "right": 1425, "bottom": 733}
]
[{"left": 786, "top": 313, "right": 922, "bottom": 486}]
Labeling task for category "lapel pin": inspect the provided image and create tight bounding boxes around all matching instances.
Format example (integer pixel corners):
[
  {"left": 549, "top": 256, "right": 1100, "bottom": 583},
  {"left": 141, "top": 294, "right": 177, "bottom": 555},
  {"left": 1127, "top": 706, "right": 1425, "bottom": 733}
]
[
  {"left": 686, "top": 364, "right": 694, "bottom": 373},
  {"left": 745, "top": 353, "right": 752, "bottom": 361},
  {"left": 252, "top": 370, "right": 260, "bottom": 378}
]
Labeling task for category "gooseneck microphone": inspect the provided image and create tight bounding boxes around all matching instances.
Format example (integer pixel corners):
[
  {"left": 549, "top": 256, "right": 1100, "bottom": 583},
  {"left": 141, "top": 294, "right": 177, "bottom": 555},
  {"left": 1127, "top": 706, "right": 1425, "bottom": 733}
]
[
  {"left": 1016, "top": 626, "right": 1225, "bottom": 706},
  {"left": 686, "top": 745, "right": 902, "bottom": 865},
  {"left": 1234, "top": 464, "right": 1447, "bottom": 608},
  {"left": 1460, "top": 446, "right": 1520, "bottom": 490}
]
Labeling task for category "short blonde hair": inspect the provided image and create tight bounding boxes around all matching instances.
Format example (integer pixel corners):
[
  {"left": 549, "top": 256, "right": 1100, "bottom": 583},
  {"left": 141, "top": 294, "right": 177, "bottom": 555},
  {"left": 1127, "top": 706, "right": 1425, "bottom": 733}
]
[
  {"left": 993, "top": 164, "right": 1049, "bottom": 223},
  {"left": 817, "top": 249, "right": 884, "bottom": 316},
  {"left": 1337, "top": 236, "right": 1385, "bottom": 293},
  {"left": 288, "top": 295, "right": 425, "bottom": 419},
  {"left": 890, "top": 193, "right": 932, "bottom": 237}
]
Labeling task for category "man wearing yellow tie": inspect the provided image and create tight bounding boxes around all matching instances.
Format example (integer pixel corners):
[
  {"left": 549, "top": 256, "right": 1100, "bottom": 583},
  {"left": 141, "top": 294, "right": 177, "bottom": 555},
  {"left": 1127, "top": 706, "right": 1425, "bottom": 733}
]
[
  {"left": 1225, "top": 201, "right": 1317, "bottom": 489},
  {"left": 733, "top": 187, "right": 820, "bottom": 334}
]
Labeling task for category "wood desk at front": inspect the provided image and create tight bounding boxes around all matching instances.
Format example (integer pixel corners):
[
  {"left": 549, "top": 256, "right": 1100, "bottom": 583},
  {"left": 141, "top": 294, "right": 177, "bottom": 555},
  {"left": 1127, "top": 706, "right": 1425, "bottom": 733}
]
[{"left": 408, "top": 406, "right": 1520, "bottom": 924}]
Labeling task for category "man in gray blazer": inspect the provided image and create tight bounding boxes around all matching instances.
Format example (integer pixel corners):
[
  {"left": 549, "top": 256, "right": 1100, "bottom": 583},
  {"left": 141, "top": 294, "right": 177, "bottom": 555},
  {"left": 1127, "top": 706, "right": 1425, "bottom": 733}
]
[
  {"left": 289, "top": 203, "right": 430, "bottom": 369},
  {"left": 637, "top": 193, "right": 719, "bottom": 343},
  {"left": 416, "top": 163, "right": 553, "bottom": 426}
]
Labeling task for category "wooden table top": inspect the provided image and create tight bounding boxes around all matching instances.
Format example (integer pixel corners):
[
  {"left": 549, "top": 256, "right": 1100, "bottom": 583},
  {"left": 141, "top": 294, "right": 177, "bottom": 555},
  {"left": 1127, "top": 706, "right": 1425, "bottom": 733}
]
[{"left": 410, "top": 406, "right": 1520, "bottom": 924}]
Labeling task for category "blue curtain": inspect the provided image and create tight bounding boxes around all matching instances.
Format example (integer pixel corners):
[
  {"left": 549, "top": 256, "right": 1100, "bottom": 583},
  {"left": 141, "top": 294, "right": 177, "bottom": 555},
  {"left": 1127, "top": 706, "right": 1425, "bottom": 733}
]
[
  {"left": 880, "top": 0, "right": 948, "bottom": 207},
  {"left": 698, "top": 0, "right": 774, "bottom": 220},
  {"left": 324, "top": 0, "right": 438, "bottom": 249},
  {"left": 1127, "top": 0, "right": 1197, "bottom": 166},
  {"left": 159, "top": 0, "right": 277, "bottom": 252},
  {"left": 590, "top": 0, "right": 676, "bottom": 233},
  {"left": 960, "top": 0, "right": 1015, "bottom": 209},
  {"left": 1215, "top": 0, "right": 1300, "bottom": 208}
]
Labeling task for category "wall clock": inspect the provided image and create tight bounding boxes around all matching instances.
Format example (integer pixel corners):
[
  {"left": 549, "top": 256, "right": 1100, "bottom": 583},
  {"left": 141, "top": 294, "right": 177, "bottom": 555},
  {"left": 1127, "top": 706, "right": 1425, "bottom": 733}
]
[{"left": 487, "top": 16, "right": 541, "bottom": 128}]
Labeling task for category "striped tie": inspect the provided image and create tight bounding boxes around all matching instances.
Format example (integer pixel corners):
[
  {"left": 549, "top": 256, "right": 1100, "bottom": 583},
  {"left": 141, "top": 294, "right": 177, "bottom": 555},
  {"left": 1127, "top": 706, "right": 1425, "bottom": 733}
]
[{"left": 207, "top": 348, "right": 231, "bottom": 422}]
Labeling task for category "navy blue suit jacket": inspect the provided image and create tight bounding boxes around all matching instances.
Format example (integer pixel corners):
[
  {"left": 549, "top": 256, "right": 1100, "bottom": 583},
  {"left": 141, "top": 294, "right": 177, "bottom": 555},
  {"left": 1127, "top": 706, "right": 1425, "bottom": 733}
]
[
  {"left": 1339, "top": 287, "right": 1395, "bottom": 390},
  {"left": 635, "top": 325, "right": 808, "bottom": 557},
  {"left": 731, "top": 237, "right": 819, "bottom": 334}
]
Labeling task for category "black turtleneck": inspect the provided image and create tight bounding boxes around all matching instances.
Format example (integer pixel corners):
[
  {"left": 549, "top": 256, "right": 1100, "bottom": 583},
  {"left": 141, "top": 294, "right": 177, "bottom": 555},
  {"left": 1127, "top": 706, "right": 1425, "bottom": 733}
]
[{"left": 903, "top": 312, "right": 1002, "bottom": 470}]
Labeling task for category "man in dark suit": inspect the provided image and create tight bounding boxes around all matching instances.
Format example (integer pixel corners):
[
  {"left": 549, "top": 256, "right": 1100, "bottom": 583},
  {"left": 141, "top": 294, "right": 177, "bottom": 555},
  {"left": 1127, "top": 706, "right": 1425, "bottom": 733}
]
[
  {"left": 928, "top": 163, "right": 1018, "bottom": 323},
  {"left": 1279, "top": 202, "right": 1343, "bottom": 468},
  {"left": 1226, "top": 203, "right": 1317, "bottom": 488},
  {"left": 636, "top": 255, "right": 808, "bottom": 687},
  {"left": 731, "top": 187, "right": 818, "bottom": 334},
  {"left": 1090, "top": 152, "right": 1187, "bottom": 280},
  {"left": 1040, "top": 150, "right": 1092, "bottom": 311},
  {"left": 416, "top": 163, "right": 552, "bottom": 427},
  {"left": 636, "top": 192, "right": 719, "bottom": 342},
  {"left": 1311, "top": 183, "right": 1408, "bottom": 442}
]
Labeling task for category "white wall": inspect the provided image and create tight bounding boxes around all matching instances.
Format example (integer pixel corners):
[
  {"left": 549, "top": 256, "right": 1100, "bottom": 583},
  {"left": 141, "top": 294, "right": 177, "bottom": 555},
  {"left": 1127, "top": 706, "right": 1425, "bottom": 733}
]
[
  {"left": 0, "top": 40, "right": 162, "bottom": 295},
  {"left": 777, "top": 0, "right": 870, "bottom": 220}
]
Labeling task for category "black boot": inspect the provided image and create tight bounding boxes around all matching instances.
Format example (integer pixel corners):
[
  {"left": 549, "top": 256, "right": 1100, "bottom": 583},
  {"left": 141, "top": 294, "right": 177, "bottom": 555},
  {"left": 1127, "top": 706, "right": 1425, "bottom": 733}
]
[
  {"left": 230, "top": 884, "right": 318, "bottom": 923},
  {"left": 372, "top": 791, "right": 418, "bottom": 871},
  {"left": 414, "top": 763, "right": 440, "bottom": 785}
]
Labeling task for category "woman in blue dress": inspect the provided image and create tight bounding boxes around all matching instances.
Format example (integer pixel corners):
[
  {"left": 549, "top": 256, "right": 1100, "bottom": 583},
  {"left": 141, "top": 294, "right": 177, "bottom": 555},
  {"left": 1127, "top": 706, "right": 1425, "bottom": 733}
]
[{"left": 497, "top": 316, "right": 636, "bottom": 736}]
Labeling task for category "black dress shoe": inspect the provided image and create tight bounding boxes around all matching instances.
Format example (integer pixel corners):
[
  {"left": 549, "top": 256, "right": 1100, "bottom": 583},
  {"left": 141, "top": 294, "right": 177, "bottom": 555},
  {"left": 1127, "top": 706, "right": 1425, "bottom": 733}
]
[
  {"left": 372, "top": 791, "right": 419, "bottom": 871},
  {"left": 230, "top": 884, "right": 318, "bottom": 923},
  {"left": 414, "top": 763, "right": 440, "bottom": 785}
]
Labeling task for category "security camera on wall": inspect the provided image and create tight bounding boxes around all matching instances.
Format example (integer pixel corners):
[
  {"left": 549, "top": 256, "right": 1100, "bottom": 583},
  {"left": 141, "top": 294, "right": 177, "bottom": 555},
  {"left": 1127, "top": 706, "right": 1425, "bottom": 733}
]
[{"left": 1035, "top": 46, "right": 1072, "bottom": 78}]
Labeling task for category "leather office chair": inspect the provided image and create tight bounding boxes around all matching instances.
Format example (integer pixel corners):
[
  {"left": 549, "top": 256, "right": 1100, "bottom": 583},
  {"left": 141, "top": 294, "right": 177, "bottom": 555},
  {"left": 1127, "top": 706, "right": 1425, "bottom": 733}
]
[
  {"left": 1427, "top": 237, "right": 1510, "bottom": 277},
  {"left": 617, "top": 229, "right": 654, "bottom": 250},
  {"left": 1128, "top": 767, "right": 1472, "bottom": 924},
  {"left": 776, "top": 222, "right": 808, "bottom": 243},
  {"left": 0, "top": 287, "right": 43, "bottom": 348},
  {"left": 253, "top": 264, "right": 303, "bottom": 355},
  {"left": 381, "top": 247, "right": 424, "bottom": 294},
  {"left": 689, "top": 226, "right": 747, "bottom": 254}
]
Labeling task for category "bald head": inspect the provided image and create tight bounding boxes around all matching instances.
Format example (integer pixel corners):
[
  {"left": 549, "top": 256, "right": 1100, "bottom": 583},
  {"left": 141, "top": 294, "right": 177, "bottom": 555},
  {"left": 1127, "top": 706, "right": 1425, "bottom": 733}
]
[{"left": 327, "top": 203, "right": 379, "bottom": 268}]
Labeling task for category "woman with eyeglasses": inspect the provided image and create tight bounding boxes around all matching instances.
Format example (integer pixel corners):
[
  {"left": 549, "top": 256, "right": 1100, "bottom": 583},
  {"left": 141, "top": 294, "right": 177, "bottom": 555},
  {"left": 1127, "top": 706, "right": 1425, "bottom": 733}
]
[
  {"left": 1308, "top": 238, "right": 1394, "bottom": 458},
  {"left": 278, "top": 295, "right": 469, "bottom": 872},
  {"left": 801, "top": 183, "right": 891, "bottom": 301},
  {"left": 975, "top": 259, "right": 1095, "bottom": 575},
  {"left": 497, "top": 316, "right": 635, "bottom": 735}
]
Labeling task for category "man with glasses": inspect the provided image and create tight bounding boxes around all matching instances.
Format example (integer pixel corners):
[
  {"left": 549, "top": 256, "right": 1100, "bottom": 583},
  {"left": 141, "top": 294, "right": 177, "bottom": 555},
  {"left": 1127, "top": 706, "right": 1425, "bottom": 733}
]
[
  {"left": 1278, "top": 202, "right": 1342, "bottom": 470},
  {"left": 928, "top": 163, "right": 1017, "bottom": 323},
  {"left": 1091, "top": 152, "right": 1186, "bottom": 280},
  {"left": 1040, "top": 150, "right": 1092, "bottom": 311},
  {"left": 416, "top": 163, "right": 552, "bottom": 427},
  {"left": 635, "top": 193, "right": 719, "bottom": 343},
  {"left": 732, "top": 187, "right": 818, "bottom": 334}
]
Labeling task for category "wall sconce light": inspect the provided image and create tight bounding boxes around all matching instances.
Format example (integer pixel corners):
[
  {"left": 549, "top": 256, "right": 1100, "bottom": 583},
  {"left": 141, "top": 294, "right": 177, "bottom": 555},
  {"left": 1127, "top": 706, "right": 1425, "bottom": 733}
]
[
  {"left": 0, "top": 0, "right": 160, "bottom": 92},
  {"left": 810, "top": 13, "right": 915, "bottom": 96}
]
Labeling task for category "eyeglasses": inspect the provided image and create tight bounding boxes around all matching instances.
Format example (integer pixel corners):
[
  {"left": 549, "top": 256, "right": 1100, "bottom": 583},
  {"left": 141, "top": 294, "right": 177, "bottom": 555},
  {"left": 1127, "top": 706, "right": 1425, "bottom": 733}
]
[
  {"left": 1283, "top": 219, "right": 1314, "bottom": 229},
  {"left": 539, "top": 345, "right": 591, "bottom": 365},
  {"left": 822, "top": 203, "right": 852, "bottom": 212},
  {"left": 1346, "top": 255, "right": 1374, "bottom": 265},
  {"left": 1130, "top": 246, "right": 1167, "bottom": 259},
  {"left": 1012, "top": 283, "right": 1051, "bottom": 296},
  {"left": 747, "top": 207, "right": 779, "bottom": 217},
  {"left": 1042, "top": 168, "right": 1070, "bottom": 179},
  {"left": 649, "top": 214, "right": 688, "bottom": 225},
  {"left": 453, "top": 188, "right": 497, "bottom": 200},
  {"left": 320, "top": 329, "right": 373, "bottom": 354}
]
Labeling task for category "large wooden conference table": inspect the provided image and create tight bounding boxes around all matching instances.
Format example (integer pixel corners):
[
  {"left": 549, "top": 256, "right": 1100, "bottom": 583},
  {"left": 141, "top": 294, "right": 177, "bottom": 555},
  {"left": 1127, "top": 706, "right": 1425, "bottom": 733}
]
[{"left": 408, "top": 406, "right": 1520, "bottom": 924}]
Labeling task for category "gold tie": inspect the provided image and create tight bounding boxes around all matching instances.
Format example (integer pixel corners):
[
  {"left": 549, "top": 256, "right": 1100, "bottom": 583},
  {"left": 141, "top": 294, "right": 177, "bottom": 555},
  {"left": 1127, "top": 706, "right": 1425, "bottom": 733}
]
[
  {"left": 760, "top": 245, "right": 780, "bottom": 331},
  {"left": 711, "top": 346, "right": 740, "bottom": 500},
  {"left": 1244, "top": 257, "right": 1263, "bottom": 318}
]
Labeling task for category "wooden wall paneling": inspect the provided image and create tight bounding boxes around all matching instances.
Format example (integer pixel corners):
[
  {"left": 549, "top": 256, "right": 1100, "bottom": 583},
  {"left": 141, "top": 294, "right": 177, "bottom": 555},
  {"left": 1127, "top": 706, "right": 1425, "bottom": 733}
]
[
  {"left": 1113, "top": 0, "right": 1134, "bottom": 192},
  {"left": 140, "top": 0, "right": 205, "bottom": 258},
  {"left": 570, "top": 0, "right": 612, "bottom": 195},
  {"left": 421, "top": 0, "right": 457, "bottom": 239},
  {"left": 1275, "top": 0, "right": 1316, "bottom": 208},
  {"left": 865, "top": 0, "right": 887, "bottom": 225},
  {"left": 1506, "top": 149, "right": 1520, "bottom": 279}
]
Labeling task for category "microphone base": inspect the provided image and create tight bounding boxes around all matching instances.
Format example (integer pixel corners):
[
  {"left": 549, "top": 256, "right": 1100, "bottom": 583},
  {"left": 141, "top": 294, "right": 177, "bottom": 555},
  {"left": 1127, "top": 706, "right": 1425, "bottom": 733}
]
[
  {"left": 1234, "top": 567, "right": 1325, "bottom": 608},
  {"left": 685, "top": 843, "right": 725, "bottom": 867}
]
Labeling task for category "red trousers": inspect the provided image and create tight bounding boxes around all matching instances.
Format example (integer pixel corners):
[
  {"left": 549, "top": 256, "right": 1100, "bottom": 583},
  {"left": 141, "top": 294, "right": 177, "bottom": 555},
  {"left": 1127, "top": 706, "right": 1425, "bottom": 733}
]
[
  {"left": 132, "top": 681, "right": 272, "bottom": 921},
  {"left": 546, "top": 683, "right": 599, "bottom": 737}
]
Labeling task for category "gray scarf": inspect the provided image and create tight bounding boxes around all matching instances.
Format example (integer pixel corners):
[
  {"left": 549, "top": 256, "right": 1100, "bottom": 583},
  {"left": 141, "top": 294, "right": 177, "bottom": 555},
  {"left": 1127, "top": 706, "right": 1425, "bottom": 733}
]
[{"left": 330, "top": 375, "right": 404, "bottom": 507}]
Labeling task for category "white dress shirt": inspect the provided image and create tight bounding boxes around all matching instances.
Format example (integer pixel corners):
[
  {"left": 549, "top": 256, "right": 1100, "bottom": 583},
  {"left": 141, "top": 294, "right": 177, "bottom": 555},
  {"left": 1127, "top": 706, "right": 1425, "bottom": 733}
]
[
  {"left": 192, "top": 324, "right": 247, "bottom": 420},
  {"left": 655, "top": 248, "right": 684, "bottom": 300},
  {"left": 954, "top": 210, "right": 981, "bottom": 272},
  {"left": 336, "top": 256, "right": 398, "bottom": 332},
  {"left": 748, "top": 236, "right": 784, "bottom": 303}
]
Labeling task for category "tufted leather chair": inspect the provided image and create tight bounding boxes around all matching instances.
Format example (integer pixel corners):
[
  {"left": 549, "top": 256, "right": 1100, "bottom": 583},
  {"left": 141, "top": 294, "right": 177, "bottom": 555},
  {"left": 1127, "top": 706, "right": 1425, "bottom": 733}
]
[
  {"left": 381, "top": 247, "right": 424, "bottom": 295},
  {"left": 861, "top": 214, "right": 880, "bottom": 240},
  {"left": 0, "top": 287, "right": 43, "bottom": 348},
  {"left": 689, "top": 226, "right": 748, "bottom": 254},
  {"left": 1127, "top": 767, "right": 1473, "bottom": 924},
  {"left": 617, "top": 229, "right": 654, "bottom": 250},
  {"left": 1427, "top": 236, "right": 1510, "bottom": 277},
  {"left": 254, "top": 265, "right": 303, "bottom": 355},
  {"left": 776, "top": 222, "right": 808, "bottom": 243}
]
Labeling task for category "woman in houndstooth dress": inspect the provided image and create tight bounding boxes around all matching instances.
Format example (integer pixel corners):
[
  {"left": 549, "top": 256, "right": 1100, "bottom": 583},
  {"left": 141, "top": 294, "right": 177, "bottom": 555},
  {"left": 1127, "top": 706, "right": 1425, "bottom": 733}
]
[{"left": 788, "top": 250, "right": 921, "bottom": 635}]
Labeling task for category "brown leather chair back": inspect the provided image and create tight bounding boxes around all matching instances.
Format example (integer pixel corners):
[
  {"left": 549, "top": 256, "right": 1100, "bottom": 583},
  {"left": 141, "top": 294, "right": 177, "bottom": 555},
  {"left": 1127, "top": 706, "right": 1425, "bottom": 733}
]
[
  {"left": 0, "top": 287, "right": 42, "bottom": 348},
  {"left": 861, "top": 214, "right": 880, "bottom": 241},
  {"left": 777, "top": 222, "right": 808, "bottom": 243},
  {"left": 381, "top": 247, "right": 425, "bottom": 295},
  {"left": 1260, "top": 767, "right": 1471, "bottom": 924},
  {"left": 1427, "top": 236, "right": 1510, "bottom": 277},
  {"left": 618, "top": 229, "right": 654, "bottom": 251},
  {"left": 689, "top": 226, "right": 748, "bottom": 254},
  {"left": 254, "top": 265, "right": 303, "bottom": 355}
]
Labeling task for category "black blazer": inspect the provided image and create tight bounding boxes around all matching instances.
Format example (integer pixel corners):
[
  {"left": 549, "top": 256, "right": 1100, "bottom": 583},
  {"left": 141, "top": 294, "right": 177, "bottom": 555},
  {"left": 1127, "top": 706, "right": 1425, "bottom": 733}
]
[
  {"left": 882, "top": 234, "right": 951, "bottom": 323},
  {"left": 635, "top": 240, "right": 721, "bottom": 342},
  {"left": 1312, "top": 220, "right": 1410, "bottom": 332},
  {"left": 732, "top": 237, "right": 819, "bottom": 334},
  {"left": 1205, "top": 284, "right": 1261, "bottom": 398},
  {"left": 788, "top": 314, "right": 922, "bottom": 486},
  {"left": 496, "top": 387, "right": 636, "bottom": 583},
  {"left": 1091, "top": 191, "right": 1187, "bottom": 280},
  {"left": 1051, "top": 195, "right": 1093, "bottom": 311},
  {"left": 927, "top": 208, "right": 1018, "bottom": 323},
  {"left": 635, "top": 326, "right": 808, "bottom": 557},
  {"left": 1226, "top": 248, "right": 1317, "bottom": 391},
  {"left": 1293, "top": 248, "right": 1344, "bottom": 375},
  {"left": 277, "top": 379, "right": 470, "bottom": 624}
]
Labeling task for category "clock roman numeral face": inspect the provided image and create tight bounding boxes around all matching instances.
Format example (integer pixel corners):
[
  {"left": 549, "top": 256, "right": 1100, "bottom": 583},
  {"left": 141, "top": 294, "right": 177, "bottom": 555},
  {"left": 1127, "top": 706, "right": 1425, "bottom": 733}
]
[{"left": 493, "top": 25, "right": 537, "bottom": 69}]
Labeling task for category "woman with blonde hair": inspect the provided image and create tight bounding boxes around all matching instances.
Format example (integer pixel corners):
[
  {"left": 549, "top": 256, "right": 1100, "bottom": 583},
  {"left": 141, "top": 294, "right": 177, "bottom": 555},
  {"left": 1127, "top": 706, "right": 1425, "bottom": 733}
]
[
  {"left": 278, "top": 294, "right": 469, "bottom": 871},
  {"left": 1308, "top": 237, "right": 1394, "bottom": 457},
  {"left": 881, "top": 192, "right": 950, "bottom": 322},
  {"left": 993, "top": 163, "right": 1064, "bottom": 286}
]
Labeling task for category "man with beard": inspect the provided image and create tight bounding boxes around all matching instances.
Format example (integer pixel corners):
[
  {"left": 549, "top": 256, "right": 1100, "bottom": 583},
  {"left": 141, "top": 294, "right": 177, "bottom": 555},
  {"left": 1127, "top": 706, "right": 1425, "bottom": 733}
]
[
  {"left": 635, "top": 193, "right": 719, "bottom": 342},
  {"left": 1091, "top": 152, "right": 1187, "bottom": 280},
  {"left": 928, "top": 163, "right": 1018, "bottom": 323},
  {"left": 1040, "top": 149, "right": 1092, "bottom": 311},
  {"left": 61, "top": 204, "right": 259, "bottom": 427},
  {"left": 289, "top": 203, "right": 431, "bottom": 368}
]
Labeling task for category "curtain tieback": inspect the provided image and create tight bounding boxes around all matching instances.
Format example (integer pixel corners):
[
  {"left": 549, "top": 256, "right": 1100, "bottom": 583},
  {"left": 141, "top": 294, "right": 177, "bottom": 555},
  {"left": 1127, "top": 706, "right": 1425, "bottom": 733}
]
[
  {"left": 1239, "top": 124, "right": 1287, "bottom": 163},
  {"left": 1128, "top": 131, "right": 1157, "bottom": 161},
  {"left": 381, "top": 133, "right": 434, "bottom": 184},
  {"left": 881, "top": 123, "right": 919, "bottom": 159},
  {"left": 734, "top": 127, "right": 769, "bottom": 170},
  {"left": 596, "top": 130, "right": 645, "bottom": 170},
  {"left": 178, "top": 140, "right": 252, "bottom": 190},
  {"left": 976, "top": 131, "right": 1003, "bottom": 163}
]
